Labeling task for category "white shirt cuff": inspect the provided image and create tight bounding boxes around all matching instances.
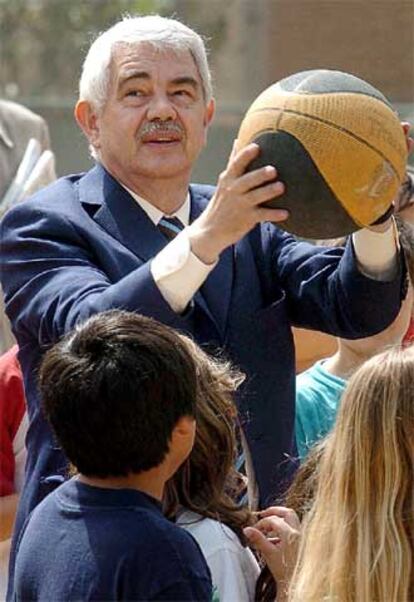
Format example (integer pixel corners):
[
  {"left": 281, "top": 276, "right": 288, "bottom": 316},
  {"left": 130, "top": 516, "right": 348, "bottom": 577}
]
[
  {"left": 352, "top": 219, "right": 399, "bottom": 281},
  {"left": 151, "top": 229, "right": 217, "bottom": 313}
]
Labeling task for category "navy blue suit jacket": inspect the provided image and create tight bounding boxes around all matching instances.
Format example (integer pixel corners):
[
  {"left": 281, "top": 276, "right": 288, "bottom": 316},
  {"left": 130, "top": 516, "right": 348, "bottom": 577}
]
[{"left": 0, "top": 164, "right": 405, "bottom": 529}]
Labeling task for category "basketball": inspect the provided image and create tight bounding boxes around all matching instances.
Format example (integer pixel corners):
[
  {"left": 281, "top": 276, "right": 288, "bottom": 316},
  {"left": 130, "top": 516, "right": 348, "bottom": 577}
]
[{"left": 238, "top": 69, "right": 408, "bottom": 239}]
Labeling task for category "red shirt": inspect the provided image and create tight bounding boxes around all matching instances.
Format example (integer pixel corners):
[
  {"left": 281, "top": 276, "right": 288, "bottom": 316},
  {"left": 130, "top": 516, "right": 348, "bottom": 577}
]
[
  {"left": 403, "top": 317, "right": 414, "bottom": 345},
  {"left": 0, "top": 345, "right": 26, "bottom": 496}
]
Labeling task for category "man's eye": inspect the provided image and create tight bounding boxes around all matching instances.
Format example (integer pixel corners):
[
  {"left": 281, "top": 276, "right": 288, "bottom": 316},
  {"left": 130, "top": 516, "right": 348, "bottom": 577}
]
[
  {"left": 173, "top": 90, "right": 192, "bottom": 98},
  {"left": 126, "top": 90, "right": 144, "bottom": 97}
]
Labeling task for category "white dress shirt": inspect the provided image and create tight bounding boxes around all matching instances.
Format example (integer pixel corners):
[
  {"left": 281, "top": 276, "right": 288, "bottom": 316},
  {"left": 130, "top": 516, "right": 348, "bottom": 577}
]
[{"left": 124, "top": 184, "right": 399, "bottom": 314}]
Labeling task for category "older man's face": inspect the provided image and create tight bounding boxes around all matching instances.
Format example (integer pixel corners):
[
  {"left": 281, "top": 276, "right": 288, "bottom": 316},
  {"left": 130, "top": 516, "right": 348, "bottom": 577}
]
[{"left": 90, "top": 43, "right": 214, "bottom": 191}]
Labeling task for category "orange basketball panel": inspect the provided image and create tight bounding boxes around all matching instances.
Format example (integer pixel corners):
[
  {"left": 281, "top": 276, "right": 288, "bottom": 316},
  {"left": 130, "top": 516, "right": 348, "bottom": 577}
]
[
  {"left": 240, "top": 88, "right": 407, "bottom": 179},
  {"left": 278, "top": 113, "right": 401, "bottom": 225},
  {"left": 238, "top": 112, "right": 400, "bottom": 225}
]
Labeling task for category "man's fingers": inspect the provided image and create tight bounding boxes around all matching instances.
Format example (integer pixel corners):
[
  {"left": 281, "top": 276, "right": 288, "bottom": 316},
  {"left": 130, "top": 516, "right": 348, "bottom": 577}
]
[
  {"left": 229, "top": 138, "right": 240, "bottom": 162},
  {"left": 231, "top": 165, "right": 278, "bottom": 194},
  {"left": 247, "top": 180, "right": 285, "bottom": 206},
  {"left": 401, "top": 122, "right": 413, "bottom": 154},
  {"left": 225, "top": 142, "right": 261, "bottom": 178},
  {"left": 257, "top": 206, "right": 289, "bottom": 224},
  {"left": 219, "top": 165, "right": 285, "bottom": 208}
]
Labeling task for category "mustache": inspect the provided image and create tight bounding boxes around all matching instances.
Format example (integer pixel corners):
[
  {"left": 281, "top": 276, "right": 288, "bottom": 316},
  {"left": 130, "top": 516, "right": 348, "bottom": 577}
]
[{"left": 138, "top": 121, "right": 184, "bottom": 138}]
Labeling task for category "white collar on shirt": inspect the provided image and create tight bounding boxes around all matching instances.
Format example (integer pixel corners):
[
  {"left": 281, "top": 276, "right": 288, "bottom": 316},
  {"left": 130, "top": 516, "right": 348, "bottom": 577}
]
[{"left": 122, "top": 183, "right": 190, "bottom": 226}]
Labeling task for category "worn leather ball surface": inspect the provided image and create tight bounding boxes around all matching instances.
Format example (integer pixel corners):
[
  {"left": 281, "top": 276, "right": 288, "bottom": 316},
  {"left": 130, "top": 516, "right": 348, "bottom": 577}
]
[{"left": 238, "top": 69, "right": 407, "bottom": 239}]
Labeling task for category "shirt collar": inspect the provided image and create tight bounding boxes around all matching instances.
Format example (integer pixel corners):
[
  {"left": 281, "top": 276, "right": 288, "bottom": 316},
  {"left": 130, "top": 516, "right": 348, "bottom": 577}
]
[{"left": 122, "top": 183, "right": 190, "bottom": 226}]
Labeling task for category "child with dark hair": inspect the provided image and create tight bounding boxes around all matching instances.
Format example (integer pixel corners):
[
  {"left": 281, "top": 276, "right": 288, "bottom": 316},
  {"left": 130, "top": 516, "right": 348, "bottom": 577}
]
[
  {"left": 165, "top": 337, "right": 260, "bottom": 601},
  {"left": 13, "top": 310, "right": 212, "bottom": 602}
]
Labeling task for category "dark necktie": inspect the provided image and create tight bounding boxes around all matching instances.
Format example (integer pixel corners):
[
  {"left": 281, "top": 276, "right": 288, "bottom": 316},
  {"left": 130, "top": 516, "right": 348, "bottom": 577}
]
[
  {"left": 158, "top": 216, "right": 184, "bottom": 240},
  {"left": 158, "top": 213, "right": 247, "bottom": 504}
]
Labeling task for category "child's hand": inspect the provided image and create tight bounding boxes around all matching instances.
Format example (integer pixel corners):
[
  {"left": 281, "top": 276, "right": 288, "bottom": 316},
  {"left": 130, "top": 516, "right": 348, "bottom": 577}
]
[{"left": 244, "top": 507, "right": 300, "bottom": 588}]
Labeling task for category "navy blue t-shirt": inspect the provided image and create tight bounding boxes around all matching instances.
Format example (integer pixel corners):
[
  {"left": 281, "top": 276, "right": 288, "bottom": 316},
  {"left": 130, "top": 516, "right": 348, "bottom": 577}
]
[{"left": 13, "top": 479, "right": 212, "bottom": 601}]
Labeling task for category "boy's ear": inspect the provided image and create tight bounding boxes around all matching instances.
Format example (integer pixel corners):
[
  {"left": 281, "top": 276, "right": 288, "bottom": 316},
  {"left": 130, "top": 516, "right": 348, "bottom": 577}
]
[
  {"left": 74, "top": 100, "right": 101, "bottom": 150},
  {"left": 170, "top": 416, "right": 196, "bottom": 464}
]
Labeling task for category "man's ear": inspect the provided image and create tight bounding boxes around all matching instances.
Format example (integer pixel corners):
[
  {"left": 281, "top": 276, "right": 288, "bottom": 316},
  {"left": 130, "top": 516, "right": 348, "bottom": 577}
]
[
  {"left": 201, "top": 98, "right": 215, "bottom": 149},
  {"left": 74, "top": 100, "right": 101, "bottom": 151},
  {"left": 204, "top": 98, "right": 215, "bottom": 128}
]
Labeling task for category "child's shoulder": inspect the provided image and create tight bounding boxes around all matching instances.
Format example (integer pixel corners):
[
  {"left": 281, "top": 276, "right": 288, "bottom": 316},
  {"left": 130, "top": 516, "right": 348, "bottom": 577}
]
[
  {"left": 177, "top": 510, "right": 241, "bottom": 552},
  {"left": 155, "top": 509, "right": 207, "bottom": 554}
]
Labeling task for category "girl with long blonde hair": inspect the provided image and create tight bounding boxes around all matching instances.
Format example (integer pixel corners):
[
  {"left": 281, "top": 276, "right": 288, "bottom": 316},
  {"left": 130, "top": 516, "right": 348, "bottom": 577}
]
[
  {"left": 247, "top": 346, "right": 414, "bottom": 601},
  {"left": 290, "top": 346, "right": 414, "bottom": 601}
]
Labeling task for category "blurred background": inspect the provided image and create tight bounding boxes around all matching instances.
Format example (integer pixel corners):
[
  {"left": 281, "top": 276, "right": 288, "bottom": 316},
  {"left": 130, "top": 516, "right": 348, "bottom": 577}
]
[{"left": 1, "top": 0, "right": 413, "bottom": 183}]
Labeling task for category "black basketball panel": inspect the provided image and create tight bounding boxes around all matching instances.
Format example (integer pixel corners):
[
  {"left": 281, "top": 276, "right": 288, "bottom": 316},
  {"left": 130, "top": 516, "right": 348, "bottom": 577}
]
[
  {"left": 247, "top": 130, "right": 359, "bottom": 239},
  {"left": 276, "top": 69, "right": 391, "bottom": 108}
]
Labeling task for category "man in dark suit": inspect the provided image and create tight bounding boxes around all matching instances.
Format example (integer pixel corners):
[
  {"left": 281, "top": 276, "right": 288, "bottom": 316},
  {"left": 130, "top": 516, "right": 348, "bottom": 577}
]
[{"left": 0, "top": 15, "right": 408, "bottom": 569}]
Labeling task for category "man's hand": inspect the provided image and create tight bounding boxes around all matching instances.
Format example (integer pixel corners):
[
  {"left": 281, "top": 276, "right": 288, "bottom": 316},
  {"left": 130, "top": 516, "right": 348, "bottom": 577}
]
[
  {"left": 369, "top": 122, "right": 412, "bottom": 233},
  {"left": 402, "top": 122, "right": 413, "bottom": 155},
  {"left": 188, "top": 142, "right": 288, "bottom": 264}
]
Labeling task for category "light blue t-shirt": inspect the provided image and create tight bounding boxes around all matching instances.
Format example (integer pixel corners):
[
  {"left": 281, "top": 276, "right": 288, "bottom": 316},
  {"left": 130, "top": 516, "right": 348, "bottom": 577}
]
[{"left": 295, "top": 360, "right": 347, "bottom": 460}]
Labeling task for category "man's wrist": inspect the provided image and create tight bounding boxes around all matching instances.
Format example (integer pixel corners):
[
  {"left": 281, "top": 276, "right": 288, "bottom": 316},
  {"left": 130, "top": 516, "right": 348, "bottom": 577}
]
[
  {"left": 187, "top": 220, "right": 225, "bottom": 265},
  {"left": 352, "top": 216, "right": 399, "bottom": 281},
  {"left": 367, "top": 217, "right": 393, "bottom": 233},
  {"left": 151, "top": 230, "right": 217, "bottom": 313}
]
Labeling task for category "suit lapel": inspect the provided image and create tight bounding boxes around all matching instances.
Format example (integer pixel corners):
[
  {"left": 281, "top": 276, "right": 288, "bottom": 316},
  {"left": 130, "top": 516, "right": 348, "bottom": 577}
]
[
  {"left": 190, "top": 187, "right": 234, "bottom": 339},
  {"left": 77, "top": 164, "right": 166, "bottom": 262},
  {"left": 77, "top": 168, "right": 234, "bottom": 339}
]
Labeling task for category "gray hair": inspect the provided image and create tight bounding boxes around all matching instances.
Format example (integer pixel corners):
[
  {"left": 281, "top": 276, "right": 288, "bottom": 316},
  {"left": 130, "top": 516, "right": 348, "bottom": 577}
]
[{"left": 79, "top": 15, "right": 213, "bottom": 111}]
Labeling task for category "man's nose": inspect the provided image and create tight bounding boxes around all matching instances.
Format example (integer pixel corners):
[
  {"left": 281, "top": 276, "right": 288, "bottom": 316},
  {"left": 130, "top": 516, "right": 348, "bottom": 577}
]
[{"left": 146, "top": 93, "right": 177, "bottom": 121}]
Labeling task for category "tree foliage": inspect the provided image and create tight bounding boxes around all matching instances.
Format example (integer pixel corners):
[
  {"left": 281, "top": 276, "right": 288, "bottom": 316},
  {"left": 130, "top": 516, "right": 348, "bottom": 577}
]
[{"left": 0, "top": 0, "right": 174, "bottom": 100}]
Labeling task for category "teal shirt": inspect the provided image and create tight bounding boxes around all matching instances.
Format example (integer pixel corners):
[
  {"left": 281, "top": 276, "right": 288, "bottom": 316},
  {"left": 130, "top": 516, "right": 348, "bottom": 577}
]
[{"left": 295, "top": 361, "right": 347, "bottom": 460}]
